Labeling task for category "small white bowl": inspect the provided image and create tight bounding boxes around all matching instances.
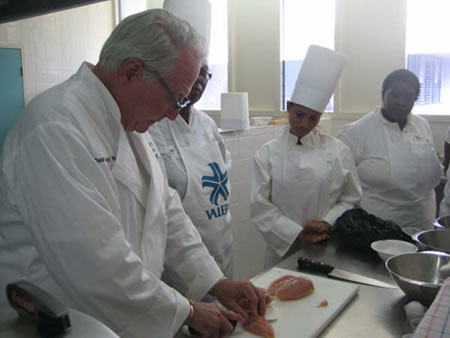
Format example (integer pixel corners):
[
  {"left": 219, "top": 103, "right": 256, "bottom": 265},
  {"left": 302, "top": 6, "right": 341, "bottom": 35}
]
[
  {"left": 371, "top": 239, "right": 418, "bottom": 262},
  {"left": 251, "top": 116, "right": 272, "bottom": 126}
]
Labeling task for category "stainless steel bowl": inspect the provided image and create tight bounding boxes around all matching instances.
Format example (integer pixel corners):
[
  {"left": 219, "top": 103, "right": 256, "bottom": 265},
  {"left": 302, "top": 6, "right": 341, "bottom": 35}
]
[
  {"left": 385, "top": 251, "right": 450, "bottom": 305},
  {"left": 413, "top": 229, "right": 450, "bottom": 253},
  {"left": 434, "top": 215, "right": 450, "bottom": 229}
]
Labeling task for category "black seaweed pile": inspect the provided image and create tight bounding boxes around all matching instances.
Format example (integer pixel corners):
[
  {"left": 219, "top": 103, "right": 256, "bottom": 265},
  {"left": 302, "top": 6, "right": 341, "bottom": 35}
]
[{"left": 335, "top": 208, "right": 414, "bottom": 250}]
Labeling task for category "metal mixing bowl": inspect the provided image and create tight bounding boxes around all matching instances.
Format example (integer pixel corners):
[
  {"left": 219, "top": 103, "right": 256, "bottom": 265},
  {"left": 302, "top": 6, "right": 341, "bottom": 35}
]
[
  {"left": 434, "top": 215, "right": 450, "bottom": 229},
  {"left": 413, "top": 229, "right": 450, "bottom": 253},
  {"left": 385, "top": 251, "right": 450, "bottom": 305}
]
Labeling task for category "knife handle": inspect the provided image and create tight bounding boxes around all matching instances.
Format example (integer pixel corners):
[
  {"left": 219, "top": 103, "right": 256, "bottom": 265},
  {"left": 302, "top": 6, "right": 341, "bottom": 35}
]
[{"left": 297, "top": 257, "right": 334, "bottom": 275}]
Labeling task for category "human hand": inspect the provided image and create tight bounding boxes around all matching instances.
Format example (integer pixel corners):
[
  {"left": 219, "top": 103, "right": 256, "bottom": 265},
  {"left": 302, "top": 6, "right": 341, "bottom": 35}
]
[
  {"left": 299, "top": 220, "right": 330, "bottom": 243},
  {"left": 212, "top": 279, "right": 267, "bottom": 323},
  {"left": 186, "top": 300, "right": 243, "bottom": 337}
]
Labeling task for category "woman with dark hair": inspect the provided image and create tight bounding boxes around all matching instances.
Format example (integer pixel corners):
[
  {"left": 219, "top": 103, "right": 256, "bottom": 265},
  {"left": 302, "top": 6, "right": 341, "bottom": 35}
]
[
  {"left": 338, "top": 69, "right": 441, "bottom": 231},
  {"left": 251, "top": 46, "right": 361, "bottom": 268}
]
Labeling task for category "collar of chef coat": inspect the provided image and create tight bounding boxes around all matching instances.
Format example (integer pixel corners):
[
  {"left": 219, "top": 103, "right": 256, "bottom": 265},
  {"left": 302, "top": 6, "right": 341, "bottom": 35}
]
[
  {"left": 376, "top": 105, "right": 413, "bottom": 131},
  {"left": 79, "top": 62, "right": 149, "bottom": 207},
  {"left": 78, "top": 62, "right": 123, "bottom": 130},
  {"left": 286, "top": 126, "right": 318, "bottom": 149}
]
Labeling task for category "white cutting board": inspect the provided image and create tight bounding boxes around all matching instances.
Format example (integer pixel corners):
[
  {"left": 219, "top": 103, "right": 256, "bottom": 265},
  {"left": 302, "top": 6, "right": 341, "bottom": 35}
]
[{"left": 232, "top": 267, "right": 359, "bottom": 338}]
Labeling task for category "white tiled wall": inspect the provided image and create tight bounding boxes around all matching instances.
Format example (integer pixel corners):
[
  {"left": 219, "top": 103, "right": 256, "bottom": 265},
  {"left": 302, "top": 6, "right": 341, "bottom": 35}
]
[
  {"left": 0, "top": 1, "right": 114, "bottom": 104},
  {"left": 222, "top": 125, "right": 285, "bottom": 280}
]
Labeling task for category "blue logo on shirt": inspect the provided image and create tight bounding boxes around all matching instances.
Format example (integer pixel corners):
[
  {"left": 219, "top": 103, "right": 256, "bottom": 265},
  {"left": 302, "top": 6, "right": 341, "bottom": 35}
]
[
  {"left": 201, "top": 162, "right": 229, "bottom": 205},
  {"left": 202, "top": 162, "right": 230, "bottom": 220}
]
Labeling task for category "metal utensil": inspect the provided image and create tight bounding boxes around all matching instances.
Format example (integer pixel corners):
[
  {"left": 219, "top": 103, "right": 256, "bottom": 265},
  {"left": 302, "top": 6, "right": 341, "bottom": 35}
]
[
  {"left": 434, "top": 215, "right": 450, "bottom": 229},
  {"left": 413, "top": 229, "right": 450, "bottom": 253},
  {"left": 386, "top": 251, "right": 450, "bottom": 305},
  {"left": 297, "top": 256, "right": 397, "bottom": 288}
]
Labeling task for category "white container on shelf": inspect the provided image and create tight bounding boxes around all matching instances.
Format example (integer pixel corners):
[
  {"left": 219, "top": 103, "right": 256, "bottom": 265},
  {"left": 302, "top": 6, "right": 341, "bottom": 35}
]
[
  {"left": 251, "top": 116, "right": 272, "bottom": 126},
  {"left": 220, "top": 92, "right": 250, "bottom": 130}
]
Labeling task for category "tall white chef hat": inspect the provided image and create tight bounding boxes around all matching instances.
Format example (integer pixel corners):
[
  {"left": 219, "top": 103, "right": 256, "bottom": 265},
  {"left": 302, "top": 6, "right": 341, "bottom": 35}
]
[
  {"left": 163, "top": 0, "right": 212, "bottom": 51},
  {"left": 289, "top": 45, "right": 345, "bottom": 113}
]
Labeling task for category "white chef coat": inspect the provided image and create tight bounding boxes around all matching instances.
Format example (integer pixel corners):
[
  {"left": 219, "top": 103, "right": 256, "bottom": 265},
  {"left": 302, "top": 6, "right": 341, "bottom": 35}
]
[
  {"left": 0, "top": 63, "right": 223, "bottom": 337},
  {"left": 441, "top": 126, "right": 450, "bottom": 216},
  {"left": 338, "top": 106, "right": 441, "bottom": 230},
  {"left": 251, "top": 126, "right": 362, "bottom": 267},
  {"left": 440, "top": 169, "right": 450, "bottom": 217},
  {"left": 148, "top": 109, "right": 233, "bottom": 282}
]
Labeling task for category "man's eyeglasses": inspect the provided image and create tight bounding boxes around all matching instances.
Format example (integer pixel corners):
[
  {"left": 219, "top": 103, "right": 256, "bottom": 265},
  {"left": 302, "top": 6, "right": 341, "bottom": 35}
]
[
  {"left": 147, "top": 69, "right": 191, "bottom": 111},
  {"left": 199, "top": 68, "right": 212, "bottom": 80}
]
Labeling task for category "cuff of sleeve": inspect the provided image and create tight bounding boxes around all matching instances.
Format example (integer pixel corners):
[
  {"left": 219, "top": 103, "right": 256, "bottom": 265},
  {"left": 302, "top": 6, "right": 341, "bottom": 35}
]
[
  {"left": 323, "top": 207, "right": 347, "bottom": 228},
  {"left": 275, "top": 227, "right": 303, "bottom": 258},
  {"left": 185, "top": 265, "right": 224, "bottom": 300},
  {"left": 175, "top": 296, "right": 191, "bottom": 333}
]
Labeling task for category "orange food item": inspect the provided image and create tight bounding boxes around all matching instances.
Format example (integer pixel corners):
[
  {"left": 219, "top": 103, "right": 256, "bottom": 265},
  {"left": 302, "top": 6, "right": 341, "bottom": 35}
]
[
  {"left": 317, "top": 299, "right": 328, "bottom": 307},
  {"left": 268, "top": 275, "right": 314, "bottom": 301},
  {"left": 243, "top": 316, "right": 275, "bottom": 338}
]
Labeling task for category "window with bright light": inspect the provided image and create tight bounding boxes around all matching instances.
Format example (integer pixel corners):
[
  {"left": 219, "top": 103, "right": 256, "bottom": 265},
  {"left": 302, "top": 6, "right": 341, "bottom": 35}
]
[
  {"left": 118, "top": 0, "right": 227, "bottom": 111},
  {"left": 406, "top": 0, "right": 450, "bottom": 115},
  {"left": 118, "top": 0, "right": 147, "bottom": 20},
  {"left": 281, "top": 0, "right": 335, "bottom": 111},
  {"left": 195, "top": 0, "right": 228, "bottom": 110}
]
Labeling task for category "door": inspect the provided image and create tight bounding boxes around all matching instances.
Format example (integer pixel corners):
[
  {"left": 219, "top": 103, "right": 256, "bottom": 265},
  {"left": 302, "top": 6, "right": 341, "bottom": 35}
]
[{"left": 0, "top": 47, "right": 25, "bottom": 151}]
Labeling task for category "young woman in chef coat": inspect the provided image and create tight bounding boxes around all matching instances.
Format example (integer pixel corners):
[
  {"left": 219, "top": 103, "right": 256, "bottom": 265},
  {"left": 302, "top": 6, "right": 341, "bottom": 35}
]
[
  {"left": 338, "top": 69, "right": 441, "bottom": 230},
  {"left": 251, "top": 46, "right": 362, "bottom": 268}
]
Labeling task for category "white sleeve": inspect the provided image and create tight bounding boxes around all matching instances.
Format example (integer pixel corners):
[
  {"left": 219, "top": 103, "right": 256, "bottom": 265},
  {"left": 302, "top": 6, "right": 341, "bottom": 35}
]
[
  {"left": 337, "top": 124, "right": 363, "bottom": 165},
  {"left": 10, "top": 123, "right": 191, "bottom": 337},
  {"left": 250, "top": 147, "right": 303, "bottom": 257},
  {"left": 323, "top": 145, "right": 362, "bottom": 226},
  {"left": 164, "top": 186, "right": 224, "bottom": 299},
  {"left": 440, "top": 170, "right": 450, "bottom": 217}
]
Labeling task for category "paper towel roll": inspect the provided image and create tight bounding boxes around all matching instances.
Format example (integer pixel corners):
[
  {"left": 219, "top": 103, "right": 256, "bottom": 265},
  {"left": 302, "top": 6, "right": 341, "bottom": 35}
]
[{"left": 220, "top": 92, "right": 250, "bottom": 130}]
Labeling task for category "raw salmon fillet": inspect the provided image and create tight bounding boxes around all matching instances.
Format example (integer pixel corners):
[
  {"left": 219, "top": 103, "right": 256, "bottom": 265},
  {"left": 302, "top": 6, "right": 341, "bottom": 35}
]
[
  {"left": 268, "top": 275, "right": 314, "bottom": 300},
  {"left": 243, "top": 315, "right": 275, "bottom": 338}
]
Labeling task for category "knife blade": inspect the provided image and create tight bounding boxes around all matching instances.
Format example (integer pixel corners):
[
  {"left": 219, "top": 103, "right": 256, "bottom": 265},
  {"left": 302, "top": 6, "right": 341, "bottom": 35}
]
[{"left": 297, "top": 256, "right": 397, "bottom": 288}]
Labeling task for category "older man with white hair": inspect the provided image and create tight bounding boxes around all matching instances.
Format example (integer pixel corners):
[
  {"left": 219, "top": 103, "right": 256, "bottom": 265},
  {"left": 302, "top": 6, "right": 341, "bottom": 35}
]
[{"left": 0, "top": 9, "right": 265, "bottom": 337}]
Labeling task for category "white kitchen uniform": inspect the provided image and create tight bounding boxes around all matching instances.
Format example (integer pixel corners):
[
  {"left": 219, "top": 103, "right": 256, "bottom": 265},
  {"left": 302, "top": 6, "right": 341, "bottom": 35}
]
[
  {"left": 440, "top": 170, "right": 450, "bottom": 217},
  {"left": 0, "top": 63, "right": 223, "bottom": 337},
  {"left": 149, "top": 109, "right": 233, "bottom": 281},
  {"left": 338, "top": 106, "right": 441, "bottom": 230},
  {"left": 441, "top": 126, "right": 450, "bottom": 216},
  {"left": 251, "top": 126, "right": 362, "bottom": 267}
]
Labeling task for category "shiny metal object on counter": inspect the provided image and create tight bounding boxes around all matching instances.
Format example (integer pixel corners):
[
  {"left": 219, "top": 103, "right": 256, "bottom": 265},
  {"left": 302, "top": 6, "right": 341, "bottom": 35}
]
[
  {"left": 276, "top": 237, "right": 409, "bottom": 337},
  {"left": 434, "top": 215, "right": 450, "bottom": 229},
  {"left": 297, "top": 256, "right": 397, "bottom": 288},
  {"left": 413, "top": 229, "right": 450, "bottom": 253},
  {"left": 385, "top": 251, "right": 450, "bottom": 306}
]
